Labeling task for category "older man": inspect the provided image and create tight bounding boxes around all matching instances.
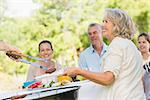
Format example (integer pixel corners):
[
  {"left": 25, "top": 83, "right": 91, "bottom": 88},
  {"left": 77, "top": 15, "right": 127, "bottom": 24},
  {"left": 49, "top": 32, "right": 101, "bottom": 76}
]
[
  {"left": 78, "top": 23, "right": 108, "bottom": 100},
  {"left": 79, "top": 23, "right": 108, "bottom": 72}
]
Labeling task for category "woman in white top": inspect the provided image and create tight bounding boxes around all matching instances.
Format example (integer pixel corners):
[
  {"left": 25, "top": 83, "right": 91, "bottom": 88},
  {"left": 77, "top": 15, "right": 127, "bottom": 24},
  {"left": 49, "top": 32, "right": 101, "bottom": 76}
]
[
  {"left": 64, "top": 8, "right": 145, "bottom": 100},
  {"left": 138, "top": 33, "right": 150, "bottom": 66},
  {"left": 138, "top": 32, "right": 150, "bottom": 100},
  {"left": 26, "top": 40, "right": 61, "bottom": 81}
]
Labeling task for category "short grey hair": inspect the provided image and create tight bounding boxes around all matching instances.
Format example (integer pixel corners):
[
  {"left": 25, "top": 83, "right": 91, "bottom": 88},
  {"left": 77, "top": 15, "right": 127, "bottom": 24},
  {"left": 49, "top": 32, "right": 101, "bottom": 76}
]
[
  {"left": 88, "top": 23, "right": 102, "bottom": 33},
  {"left": 104, "top": 8, "right": 136, "bottom": 39}
]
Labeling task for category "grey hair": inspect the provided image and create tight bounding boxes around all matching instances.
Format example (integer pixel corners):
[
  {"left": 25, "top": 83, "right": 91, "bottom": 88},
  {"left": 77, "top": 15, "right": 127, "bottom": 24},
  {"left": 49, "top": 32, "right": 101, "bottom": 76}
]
[
  {"left": 104, "top": 8, "right": 136, "bottom": 39},
  {"left": 88, "top": 23, "right": 102, "bottom": 32}
]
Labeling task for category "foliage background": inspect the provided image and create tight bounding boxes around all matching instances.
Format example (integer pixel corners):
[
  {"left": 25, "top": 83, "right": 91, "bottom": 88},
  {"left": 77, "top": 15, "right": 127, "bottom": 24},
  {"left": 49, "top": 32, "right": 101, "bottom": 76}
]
[{"left": 0, "top": 0, "right": 150, "bottom": 91}]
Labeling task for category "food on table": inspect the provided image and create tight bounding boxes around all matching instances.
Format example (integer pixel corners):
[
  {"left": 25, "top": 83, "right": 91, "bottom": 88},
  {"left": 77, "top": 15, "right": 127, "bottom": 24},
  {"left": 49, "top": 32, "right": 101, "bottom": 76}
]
[
  {"left": 11, "top": 94, "right": 27, "bottom": 100},
  {"left": 76, "top": 75, "right": 86, "bottom": 81},
  {"left": 6, "top": 51, "right": 22, "bottom": 59},
  {"left": 23, "top": 81, "right": 42, "bottom": 89},
  {"left": 57, "top": 75, "right": 72, "bottom": 82},
  {"left": 45, "top": 67, "right": 56, "bottom": 74},
  {"left": 22, "top": 70, "right": 86, "bottom": 89}
]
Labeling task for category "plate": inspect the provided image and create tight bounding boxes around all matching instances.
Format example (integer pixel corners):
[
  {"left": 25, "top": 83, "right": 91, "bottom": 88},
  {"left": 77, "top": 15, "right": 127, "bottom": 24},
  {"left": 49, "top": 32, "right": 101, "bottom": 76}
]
[{"left": 35, "top": 69, "right": 64, "bottom": 80}]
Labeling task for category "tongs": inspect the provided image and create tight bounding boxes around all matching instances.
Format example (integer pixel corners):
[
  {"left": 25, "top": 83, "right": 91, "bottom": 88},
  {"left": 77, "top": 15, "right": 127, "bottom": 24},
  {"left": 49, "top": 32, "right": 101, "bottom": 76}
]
[{"left": 6, "top": 51, "right": 49, "bottom": 70}]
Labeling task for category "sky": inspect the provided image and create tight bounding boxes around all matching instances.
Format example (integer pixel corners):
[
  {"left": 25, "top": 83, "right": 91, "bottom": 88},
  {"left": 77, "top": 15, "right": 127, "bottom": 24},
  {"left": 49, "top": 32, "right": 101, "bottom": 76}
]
[{"left": 5, "top": 0, "right": 39, "bottom": 17}]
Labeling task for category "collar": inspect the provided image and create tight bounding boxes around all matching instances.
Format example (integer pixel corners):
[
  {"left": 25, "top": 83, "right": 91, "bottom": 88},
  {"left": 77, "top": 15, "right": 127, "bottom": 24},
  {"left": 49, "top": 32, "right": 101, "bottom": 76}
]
[{"left": 89, "top": 43, "right": 108, "bottom": 56}]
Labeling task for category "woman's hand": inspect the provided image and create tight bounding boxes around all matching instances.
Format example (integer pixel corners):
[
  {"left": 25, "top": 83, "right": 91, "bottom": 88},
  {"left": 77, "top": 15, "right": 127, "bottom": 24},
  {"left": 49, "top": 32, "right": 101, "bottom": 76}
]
[{"left": 64, "top": 67, "right": 81, "bottom": 76}]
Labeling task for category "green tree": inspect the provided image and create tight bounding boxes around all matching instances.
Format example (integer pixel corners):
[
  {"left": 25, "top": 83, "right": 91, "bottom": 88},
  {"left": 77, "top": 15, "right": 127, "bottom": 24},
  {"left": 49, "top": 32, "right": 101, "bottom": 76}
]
[{"left": 0, "top": 0, "right": 150, "bottom": 75}]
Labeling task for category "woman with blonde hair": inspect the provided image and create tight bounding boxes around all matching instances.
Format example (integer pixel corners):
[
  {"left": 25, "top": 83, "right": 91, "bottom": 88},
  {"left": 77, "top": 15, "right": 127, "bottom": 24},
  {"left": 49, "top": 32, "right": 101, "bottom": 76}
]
[{"left": 64, "top": 8, "right": 145, "bottom": 100}]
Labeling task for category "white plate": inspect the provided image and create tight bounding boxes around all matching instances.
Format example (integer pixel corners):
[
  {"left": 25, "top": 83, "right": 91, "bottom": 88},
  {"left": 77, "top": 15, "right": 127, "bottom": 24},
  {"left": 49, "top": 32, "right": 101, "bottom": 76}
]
[{"left": 35, "top": 69, "right": 64, "bottom": 80}]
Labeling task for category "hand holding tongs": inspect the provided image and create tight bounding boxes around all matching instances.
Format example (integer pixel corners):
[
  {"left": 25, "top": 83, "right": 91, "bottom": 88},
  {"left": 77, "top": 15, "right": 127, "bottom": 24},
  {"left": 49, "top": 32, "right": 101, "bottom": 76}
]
[
  {"left": 5, "top": 51, "right": 56, "bottom": 72},
  {"left": 6, "top": 51, "right": 48, "bottom": 62}
]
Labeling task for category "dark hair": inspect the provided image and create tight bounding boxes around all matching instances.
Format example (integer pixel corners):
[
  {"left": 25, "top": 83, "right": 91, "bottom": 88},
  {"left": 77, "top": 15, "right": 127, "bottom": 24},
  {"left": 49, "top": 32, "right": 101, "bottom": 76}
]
[
  {"left": 38, "top": 40, "right": 53, "bottom": 52},
  {"left": 138, "top": 32, "right": 150, "bottom": 43}
]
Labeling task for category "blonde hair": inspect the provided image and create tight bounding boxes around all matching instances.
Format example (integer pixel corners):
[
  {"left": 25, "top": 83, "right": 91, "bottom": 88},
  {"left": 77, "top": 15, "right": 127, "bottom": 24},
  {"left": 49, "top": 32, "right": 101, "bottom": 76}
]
[{"left": 104, "top": 8, "right": 136, "bottom": 40}]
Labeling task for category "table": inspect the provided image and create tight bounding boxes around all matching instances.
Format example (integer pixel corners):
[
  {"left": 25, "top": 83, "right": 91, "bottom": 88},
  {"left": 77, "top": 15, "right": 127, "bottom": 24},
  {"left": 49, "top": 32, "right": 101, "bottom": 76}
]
[
  {"left": 78, "top": 81, "right": 105, "bottom": 100},
  {"left": 24, "top": 86, "right": 79, "bottom": 100},
  {"left": 0, "top": 85, "right": 80, "bottom": 100},
  {"left": 0, "top": 80, "right": 101, "bottom": 100}
]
